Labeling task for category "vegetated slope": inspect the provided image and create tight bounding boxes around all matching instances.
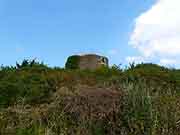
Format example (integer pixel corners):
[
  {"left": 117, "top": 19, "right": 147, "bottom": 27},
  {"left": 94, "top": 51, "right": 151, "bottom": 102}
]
[{"left": 0, "top": 60, "right": 180, "bottom": 135}]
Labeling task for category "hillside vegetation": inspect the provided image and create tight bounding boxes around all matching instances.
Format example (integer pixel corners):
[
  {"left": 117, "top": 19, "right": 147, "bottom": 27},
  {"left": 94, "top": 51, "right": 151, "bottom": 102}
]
[{"left": 0, "top": 59, "right": 180, "bottom": 135}]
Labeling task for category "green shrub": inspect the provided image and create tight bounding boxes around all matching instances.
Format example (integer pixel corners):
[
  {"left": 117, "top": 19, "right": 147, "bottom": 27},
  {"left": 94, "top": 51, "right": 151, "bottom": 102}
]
[
  {"left": 0, "top": 60, "right": 180, "bottom": 134},
  {"left": 16, "top": 59, "right": 48, "bottom": 69},
  {"left": 16, "top": 123, "right": 45, "bottom": 135},
  {"left": 122, "top": 81, "right": 153, "bottom": 135}
]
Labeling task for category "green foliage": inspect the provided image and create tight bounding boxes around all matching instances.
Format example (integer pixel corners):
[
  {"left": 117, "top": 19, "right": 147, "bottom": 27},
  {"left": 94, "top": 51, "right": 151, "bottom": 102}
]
[
  {"left": 120, "top": 79, "right": 180, "bottom": 135},
  {"left": 65, "top": 55, "right": 80, "bottom": 69},
  {"left": 0, "top": 60, "right": 180, "bottom": 135},
  {"left": 0, "top": 60, "right": 52, "bottom": 107},
  {"left": 122, "top": 81, "right": 153, "bottom": 135},
  {"left": 16, "top": 59, "right": 48, "bottom": 69},
  {"left": 16, "top": 123, "right": 45, "bottom": 135},
  {"left": 94, "top": 65, "right": 122, "bottom": 78}
]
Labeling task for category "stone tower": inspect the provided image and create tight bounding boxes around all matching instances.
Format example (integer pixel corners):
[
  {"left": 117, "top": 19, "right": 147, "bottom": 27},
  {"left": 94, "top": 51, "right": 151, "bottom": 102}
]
[{"left": 65, "top": 54, "right": 109, "bottom": 70}]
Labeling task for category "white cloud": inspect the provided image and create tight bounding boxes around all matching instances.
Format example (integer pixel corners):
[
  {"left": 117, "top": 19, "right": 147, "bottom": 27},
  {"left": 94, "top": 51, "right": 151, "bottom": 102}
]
[
  {"left": 159, "top": 58, "right": 179, "bottom": 66},
  {"left": 126, "top": 56, "right": 145, "bottom": 64},
  {"left": 129, "top": 0, "right": 180, "bottom": 67}
]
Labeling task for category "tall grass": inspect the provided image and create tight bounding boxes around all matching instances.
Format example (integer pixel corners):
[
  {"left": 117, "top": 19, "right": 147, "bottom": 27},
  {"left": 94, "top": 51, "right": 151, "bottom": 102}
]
[{"left": 121, "top": 79, "right": 180, "bottom": 135}]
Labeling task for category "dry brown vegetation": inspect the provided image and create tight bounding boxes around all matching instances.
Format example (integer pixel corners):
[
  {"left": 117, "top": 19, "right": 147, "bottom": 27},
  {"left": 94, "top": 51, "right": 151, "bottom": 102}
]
[{"left": 0, "top": 60, "right": 180, "bottom": 135}]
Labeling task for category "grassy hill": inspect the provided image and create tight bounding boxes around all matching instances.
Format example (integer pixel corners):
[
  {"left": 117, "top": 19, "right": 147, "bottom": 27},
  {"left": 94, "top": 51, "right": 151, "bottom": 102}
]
[{"left": 0, "top": 60, "right": 180, "bottom": 135}]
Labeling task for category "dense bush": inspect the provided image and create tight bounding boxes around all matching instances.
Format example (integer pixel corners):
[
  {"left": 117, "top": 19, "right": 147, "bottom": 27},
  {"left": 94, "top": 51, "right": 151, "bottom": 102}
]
[
  {"left": 0, "top": 60, "right": 180, "bottom": 134},
  {"left": 0, "top": 60, "right": 52, "bottom": 107}
]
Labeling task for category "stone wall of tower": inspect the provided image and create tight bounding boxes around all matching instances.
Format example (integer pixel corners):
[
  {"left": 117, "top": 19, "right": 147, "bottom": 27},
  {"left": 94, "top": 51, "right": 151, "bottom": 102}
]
[{"left": 78, "top": 54, "right": 108, "bottom": 70}]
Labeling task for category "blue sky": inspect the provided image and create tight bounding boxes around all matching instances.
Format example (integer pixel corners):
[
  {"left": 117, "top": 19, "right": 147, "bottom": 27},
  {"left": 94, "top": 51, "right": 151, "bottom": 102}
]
[{"left": 0, "top": 0, "right": 159, "bottom": 67}]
